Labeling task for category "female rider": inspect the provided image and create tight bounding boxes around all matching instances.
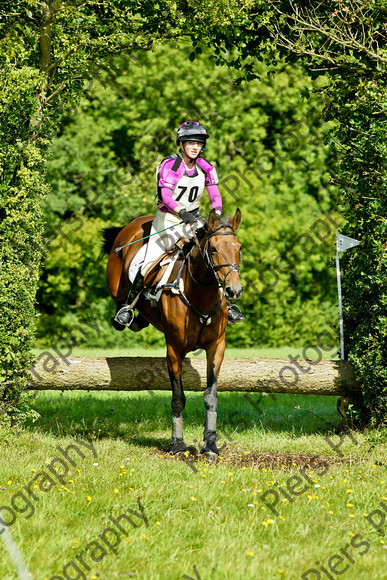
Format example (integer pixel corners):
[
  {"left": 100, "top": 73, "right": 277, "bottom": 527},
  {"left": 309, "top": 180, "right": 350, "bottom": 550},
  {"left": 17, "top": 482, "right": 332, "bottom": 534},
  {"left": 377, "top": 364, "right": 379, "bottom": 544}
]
[{"left": 114, "top": 121, "right": 244, "bottom": 327}]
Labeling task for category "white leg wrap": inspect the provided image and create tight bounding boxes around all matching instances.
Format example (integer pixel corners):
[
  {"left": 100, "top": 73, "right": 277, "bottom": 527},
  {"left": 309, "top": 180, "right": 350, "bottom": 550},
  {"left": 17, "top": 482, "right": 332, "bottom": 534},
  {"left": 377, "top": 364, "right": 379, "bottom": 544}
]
[
  {"left": 205, "top": 411, "right": 217, "bottom": 433},
  {"left": 172, "top": 416, "right": 183, "bottom": 439}
]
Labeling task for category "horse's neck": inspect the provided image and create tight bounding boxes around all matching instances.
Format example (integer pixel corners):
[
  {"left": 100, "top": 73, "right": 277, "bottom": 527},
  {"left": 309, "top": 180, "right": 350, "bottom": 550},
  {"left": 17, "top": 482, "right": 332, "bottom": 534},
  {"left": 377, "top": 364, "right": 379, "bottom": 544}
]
[{"left": 184, "top": 244, "right": 218, "bottom": 295}]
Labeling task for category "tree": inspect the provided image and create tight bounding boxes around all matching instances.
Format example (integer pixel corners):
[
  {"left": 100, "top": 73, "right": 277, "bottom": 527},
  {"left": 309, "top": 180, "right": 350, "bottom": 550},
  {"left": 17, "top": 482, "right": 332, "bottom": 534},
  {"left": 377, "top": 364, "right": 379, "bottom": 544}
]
[
  {"left": 36, "top": 43, "right": 340, "bottom": 350},
  {"left": 0, "top": 1, "right": 149, "bottom": 421},
  {"left": 240, "top": 0, "right": 386, "bottom": 423},
  {"left": 0, "top": 0, "right": 253, "bottom": 422}
]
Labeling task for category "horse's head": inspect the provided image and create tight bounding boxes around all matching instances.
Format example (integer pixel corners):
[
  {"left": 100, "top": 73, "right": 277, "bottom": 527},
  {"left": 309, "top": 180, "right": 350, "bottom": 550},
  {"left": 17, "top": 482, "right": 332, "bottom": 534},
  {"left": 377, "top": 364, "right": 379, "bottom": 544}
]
[{"left": 204, "top": 208, "right": 243, "bottom": 301}]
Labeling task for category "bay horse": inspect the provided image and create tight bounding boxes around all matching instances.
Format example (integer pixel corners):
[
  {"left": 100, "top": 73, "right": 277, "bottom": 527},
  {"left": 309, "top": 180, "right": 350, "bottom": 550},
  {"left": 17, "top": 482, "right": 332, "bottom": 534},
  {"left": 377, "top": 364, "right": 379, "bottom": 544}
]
[{"left": 102, "top": 208, "right": 242, "bottom": 458}]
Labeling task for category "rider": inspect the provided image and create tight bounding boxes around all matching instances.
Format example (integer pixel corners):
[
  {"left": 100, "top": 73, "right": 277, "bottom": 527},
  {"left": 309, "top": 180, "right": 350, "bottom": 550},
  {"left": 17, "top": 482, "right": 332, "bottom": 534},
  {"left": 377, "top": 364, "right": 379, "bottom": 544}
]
[{"left": 114, "top": 121, "right": 244, "bottom": 327}]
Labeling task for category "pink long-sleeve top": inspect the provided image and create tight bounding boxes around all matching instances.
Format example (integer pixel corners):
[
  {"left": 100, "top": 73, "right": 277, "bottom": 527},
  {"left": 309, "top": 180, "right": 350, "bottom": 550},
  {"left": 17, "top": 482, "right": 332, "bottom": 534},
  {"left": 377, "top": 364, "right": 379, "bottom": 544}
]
[{"left": 158, "top": 156, "right": 222, "bottom": 214}]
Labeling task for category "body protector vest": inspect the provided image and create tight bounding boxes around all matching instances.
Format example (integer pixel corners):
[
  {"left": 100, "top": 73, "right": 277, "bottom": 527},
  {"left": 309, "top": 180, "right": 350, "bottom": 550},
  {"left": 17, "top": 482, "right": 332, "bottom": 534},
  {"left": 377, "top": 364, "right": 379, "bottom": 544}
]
[
  {"left": 171, "top": 164, "right": 205, "bottom": 212},
  {"left": 156, "top": 154, "right": 217, "bottom": 212},
  {"left": 156, "top": 154, "right": 181, "bottom": 202}
]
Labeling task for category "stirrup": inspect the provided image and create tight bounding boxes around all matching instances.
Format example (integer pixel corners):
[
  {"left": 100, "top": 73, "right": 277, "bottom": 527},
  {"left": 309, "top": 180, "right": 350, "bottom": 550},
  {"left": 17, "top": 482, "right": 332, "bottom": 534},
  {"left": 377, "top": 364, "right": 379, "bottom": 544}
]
[
  {"left": 114, "top": 305, "right": 135, "bottom": 327},
  {"left": 227, "top": 304, "right": 245, "bottom": 325}
]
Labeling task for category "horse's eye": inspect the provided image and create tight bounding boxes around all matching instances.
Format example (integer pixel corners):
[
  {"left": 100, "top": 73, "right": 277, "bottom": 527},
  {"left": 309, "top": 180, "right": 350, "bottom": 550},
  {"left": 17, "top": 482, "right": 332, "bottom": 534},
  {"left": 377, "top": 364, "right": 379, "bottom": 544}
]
[{"left": 210, "top": 246, "right": 218, "bottom": 254}]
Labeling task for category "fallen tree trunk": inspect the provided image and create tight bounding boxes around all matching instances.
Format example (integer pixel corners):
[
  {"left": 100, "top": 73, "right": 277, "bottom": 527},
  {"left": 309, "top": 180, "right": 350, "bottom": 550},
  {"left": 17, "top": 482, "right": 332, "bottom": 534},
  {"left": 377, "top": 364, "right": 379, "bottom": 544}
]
[{"left": 29, "top": 356, "right": 361, "bottom": 396}]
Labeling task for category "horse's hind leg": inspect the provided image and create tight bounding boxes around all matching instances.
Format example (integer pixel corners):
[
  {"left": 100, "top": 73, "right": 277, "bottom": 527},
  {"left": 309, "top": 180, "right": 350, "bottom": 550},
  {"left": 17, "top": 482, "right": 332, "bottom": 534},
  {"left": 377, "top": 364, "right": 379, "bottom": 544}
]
[
  {"left": 167, "top": 344, "right": 188, "bottom": 455},
  {"left": 201, "top": 336, "right": 226, "bottom": 457}
]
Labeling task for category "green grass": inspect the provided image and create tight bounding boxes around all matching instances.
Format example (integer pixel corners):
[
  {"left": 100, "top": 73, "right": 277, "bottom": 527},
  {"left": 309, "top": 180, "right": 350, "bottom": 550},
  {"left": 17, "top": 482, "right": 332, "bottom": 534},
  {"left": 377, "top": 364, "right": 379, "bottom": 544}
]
[
  {"left": 32, "top": 345, "right": 340, "bottom": 359},
  {"left": 2, "top": 349, "right": 386, "bottom": 580}
]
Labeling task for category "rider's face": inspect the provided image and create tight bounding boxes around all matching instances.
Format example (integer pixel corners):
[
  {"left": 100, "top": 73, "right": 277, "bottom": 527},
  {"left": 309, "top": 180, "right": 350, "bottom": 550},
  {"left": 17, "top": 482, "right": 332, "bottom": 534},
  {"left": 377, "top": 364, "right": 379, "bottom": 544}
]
[{"left": 183, "top": 141, "right": 202, "bottom": 158}]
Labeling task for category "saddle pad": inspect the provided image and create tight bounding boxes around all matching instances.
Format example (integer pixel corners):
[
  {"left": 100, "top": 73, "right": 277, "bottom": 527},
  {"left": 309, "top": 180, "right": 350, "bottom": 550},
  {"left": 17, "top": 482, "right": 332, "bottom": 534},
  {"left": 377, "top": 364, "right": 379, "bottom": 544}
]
[
  {"left": 144, "top": 254, "right": 180, "bottom": 302},
  {"left": 155, "top": 253, "right": 179, "bottom": 291},
  {"left": 128, "top": 243, "right": 180, "bottom": 290}
]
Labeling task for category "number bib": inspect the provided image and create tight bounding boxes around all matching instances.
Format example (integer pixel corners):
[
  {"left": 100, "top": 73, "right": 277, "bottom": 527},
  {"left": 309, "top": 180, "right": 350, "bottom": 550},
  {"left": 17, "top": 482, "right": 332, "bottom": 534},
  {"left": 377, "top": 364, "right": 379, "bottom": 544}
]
[{"left": 172, "top": 165, "right": 205, "bottom": 211}]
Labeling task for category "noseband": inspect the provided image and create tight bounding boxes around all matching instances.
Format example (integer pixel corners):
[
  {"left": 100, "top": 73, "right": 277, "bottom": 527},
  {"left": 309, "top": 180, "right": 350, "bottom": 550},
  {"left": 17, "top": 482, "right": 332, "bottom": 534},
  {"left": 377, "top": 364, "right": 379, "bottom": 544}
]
[{"left": 203, "top": 223, "right": 241, "bottom": 287}]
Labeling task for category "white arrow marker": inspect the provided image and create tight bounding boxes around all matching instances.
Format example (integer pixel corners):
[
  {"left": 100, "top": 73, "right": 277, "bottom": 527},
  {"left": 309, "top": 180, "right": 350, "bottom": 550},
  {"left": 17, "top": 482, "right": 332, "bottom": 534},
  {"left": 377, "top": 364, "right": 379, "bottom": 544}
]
[{"left": 337, "top": 234, "right": 361, "bottom": 253}]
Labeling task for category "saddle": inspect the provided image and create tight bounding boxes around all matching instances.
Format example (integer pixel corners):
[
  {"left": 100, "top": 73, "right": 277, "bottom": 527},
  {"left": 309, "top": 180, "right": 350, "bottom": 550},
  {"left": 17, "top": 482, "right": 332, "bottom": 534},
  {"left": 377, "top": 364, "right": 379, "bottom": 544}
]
[
  {"left": 143, "top": 237, "right": 188, "bottom": 288},
  {"left": 141, "top": 221, "right": 206, "bottom": 294}
]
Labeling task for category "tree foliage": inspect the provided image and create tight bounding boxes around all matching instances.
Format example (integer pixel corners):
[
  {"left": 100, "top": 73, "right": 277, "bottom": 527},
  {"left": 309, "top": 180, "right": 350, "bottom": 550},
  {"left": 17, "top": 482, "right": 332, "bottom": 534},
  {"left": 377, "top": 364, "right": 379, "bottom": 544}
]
[
  {"left": 0, "top": 66, "right": 49, "bottom": 424},
  {"left": 37, "top": 43, "right": 340, "bottom": 350},
  {"left": 0, "top": 0, "right": 262, "bottom": 421},
  {"left": 256, "top": 0, "right": 387, "bottom": 423}
]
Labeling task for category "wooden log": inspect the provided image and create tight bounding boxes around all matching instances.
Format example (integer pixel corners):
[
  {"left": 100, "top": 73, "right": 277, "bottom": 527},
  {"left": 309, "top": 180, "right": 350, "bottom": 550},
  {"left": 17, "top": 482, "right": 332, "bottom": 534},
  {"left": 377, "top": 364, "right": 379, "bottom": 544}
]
[{"left": 29, "top": 356, "right": 361, "bottom": 396}]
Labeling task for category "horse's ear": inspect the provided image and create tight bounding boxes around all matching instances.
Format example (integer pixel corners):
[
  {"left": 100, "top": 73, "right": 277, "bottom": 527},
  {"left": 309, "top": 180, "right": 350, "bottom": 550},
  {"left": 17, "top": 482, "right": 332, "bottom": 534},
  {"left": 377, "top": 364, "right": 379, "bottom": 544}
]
[
  {"left": 208, "top": 209, "right": 220, "bottom": 230},
  {"left": 230, "top": 208, "right": 241, "bottom": 230}
]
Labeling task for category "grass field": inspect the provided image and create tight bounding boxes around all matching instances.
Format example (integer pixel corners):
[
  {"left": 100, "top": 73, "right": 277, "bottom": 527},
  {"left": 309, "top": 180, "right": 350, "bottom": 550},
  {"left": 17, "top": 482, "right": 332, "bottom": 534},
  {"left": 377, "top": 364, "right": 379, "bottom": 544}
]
[
  {"left": 1, "top": 348, "right": 386, "bottom": 580},
  {"left": 32, "top": 345, "right": 341, "bottom": 359}
]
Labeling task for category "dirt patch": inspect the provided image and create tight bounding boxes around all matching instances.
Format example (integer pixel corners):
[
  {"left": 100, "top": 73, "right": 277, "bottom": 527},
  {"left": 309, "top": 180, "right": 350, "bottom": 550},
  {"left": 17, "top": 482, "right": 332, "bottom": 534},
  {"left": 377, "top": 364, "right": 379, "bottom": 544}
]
[
  {"left": 152, "top": 447, "right": 357, "bottom": 469},
  {"left": 221, "top": 451, "right": 345, "bottom": 469}
]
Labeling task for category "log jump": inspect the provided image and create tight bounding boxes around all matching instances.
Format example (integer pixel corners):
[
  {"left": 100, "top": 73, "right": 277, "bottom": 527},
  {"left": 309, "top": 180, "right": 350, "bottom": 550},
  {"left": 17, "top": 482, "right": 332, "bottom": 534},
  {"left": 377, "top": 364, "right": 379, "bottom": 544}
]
[{"left": 29, "top": 356, "right": 361, "bottom": 396}]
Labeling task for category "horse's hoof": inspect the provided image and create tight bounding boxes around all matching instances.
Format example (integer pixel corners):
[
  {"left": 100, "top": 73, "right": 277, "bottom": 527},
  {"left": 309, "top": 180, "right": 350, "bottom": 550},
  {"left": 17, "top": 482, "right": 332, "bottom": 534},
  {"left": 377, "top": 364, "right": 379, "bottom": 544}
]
[
  {"left": 200, "top": 440, "right": 220, "bottom": 455},
  {"left": 172, "top": 450, "right": 189, "bottom": 460},
  {"left": 170, "top": 439, "right": 188, "bottom": 455},
  {"left": 200, "top": 451, "right": 219, "bottom": 463}
]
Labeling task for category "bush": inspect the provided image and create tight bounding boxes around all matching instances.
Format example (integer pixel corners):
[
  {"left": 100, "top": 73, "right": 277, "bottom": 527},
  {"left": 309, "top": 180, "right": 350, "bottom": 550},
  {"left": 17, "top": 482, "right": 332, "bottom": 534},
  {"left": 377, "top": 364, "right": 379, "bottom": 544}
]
[{"left": 0, "top": 67, "right": 49, "bottom": 423}]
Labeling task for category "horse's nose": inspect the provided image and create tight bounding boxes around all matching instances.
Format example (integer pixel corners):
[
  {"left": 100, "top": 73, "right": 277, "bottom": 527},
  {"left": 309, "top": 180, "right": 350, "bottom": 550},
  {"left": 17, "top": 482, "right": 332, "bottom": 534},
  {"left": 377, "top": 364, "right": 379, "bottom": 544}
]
[
  {"left": 225, "top": 285, "right": 242, "bottom": 300},
  {"left": 225, "top": 286, "right": 235, "bottom": 299}
]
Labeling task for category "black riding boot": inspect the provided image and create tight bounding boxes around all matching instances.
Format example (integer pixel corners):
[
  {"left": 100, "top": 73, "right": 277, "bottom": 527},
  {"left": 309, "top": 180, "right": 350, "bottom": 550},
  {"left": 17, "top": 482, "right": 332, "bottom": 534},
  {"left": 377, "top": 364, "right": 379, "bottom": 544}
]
[
  {"left": 227, "top": 303, "right": 245, "bottom": 324},
  {"left": 114, "top": 271, "right": 145, "bottom": 327}
]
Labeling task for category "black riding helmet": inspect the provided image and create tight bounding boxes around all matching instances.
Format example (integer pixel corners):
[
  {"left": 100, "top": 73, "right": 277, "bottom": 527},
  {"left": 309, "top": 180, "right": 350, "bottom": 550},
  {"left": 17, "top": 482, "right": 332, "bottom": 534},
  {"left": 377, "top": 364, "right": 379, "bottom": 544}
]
[{"left": 176, "top": 121, "right": 210, "bottom": 145}]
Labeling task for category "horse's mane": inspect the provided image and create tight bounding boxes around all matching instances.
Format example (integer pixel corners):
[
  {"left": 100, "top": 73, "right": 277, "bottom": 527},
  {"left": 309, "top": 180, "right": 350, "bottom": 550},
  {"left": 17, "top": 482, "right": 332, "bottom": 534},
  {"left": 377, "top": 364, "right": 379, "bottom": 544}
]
[
  {"left": 202, "top": 213, "right": 233, "bottom": 234},
  {"left": 182, "top": 213, "right": 234, "bottom": 258},
  {"left": 217, "top": 214, "right": 233, "bottom": 229}
]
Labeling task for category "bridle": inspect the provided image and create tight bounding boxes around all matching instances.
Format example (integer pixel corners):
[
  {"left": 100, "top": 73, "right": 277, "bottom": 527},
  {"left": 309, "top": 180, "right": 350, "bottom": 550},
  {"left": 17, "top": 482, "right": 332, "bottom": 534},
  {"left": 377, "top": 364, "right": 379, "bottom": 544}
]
[{"left": 202, "top": 223, "right": 242, "bottom": 288}]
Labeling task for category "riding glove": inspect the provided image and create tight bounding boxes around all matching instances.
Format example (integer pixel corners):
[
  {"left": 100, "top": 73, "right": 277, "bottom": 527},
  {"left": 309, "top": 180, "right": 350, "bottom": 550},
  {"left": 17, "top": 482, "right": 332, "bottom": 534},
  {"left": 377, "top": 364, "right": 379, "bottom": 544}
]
[{"left": 178, "top": 209, "right": 196, "bottom": 225}]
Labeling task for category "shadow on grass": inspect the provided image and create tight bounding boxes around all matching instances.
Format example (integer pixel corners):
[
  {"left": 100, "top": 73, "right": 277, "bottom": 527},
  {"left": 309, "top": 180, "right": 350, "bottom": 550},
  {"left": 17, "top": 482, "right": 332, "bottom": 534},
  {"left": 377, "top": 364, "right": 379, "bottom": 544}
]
[{"left": 25, "top": 389, "right": 342, "bottom": 444}]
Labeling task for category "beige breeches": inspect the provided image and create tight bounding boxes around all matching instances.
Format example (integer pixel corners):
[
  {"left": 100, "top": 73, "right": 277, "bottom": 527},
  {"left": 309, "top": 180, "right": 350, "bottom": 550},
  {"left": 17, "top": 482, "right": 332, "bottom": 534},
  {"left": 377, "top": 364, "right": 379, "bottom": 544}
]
[{"left": 140, "top": 210, "right": 192, "bottom": 276}]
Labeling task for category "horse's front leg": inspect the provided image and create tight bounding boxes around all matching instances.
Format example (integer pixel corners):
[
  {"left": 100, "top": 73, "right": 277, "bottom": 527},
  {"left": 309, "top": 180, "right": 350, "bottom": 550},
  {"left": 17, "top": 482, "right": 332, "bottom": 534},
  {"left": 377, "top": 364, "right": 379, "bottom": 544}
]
[
  {"left": 166, "top": 344, "right": 188, "bottom": 455},
  {"left": 201, "top": 335, "right": 226, "bottom": 457}
]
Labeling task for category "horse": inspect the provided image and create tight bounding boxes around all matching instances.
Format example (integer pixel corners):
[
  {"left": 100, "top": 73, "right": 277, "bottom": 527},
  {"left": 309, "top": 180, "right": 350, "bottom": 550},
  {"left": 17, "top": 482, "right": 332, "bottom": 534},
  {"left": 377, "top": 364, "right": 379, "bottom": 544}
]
[{"left": 102, "top": 208, "right": 242, "bottom": 459}]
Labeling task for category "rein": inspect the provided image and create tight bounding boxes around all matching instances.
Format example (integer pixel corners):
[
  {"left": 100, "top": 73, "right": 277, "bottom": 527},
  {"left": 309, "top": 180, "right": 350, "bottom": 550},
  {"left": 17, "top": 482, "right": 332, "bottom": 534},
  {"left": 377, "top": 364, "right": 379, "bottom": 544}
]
[{"left": 114, "top": 222, "right": 184, "bottom": 255}]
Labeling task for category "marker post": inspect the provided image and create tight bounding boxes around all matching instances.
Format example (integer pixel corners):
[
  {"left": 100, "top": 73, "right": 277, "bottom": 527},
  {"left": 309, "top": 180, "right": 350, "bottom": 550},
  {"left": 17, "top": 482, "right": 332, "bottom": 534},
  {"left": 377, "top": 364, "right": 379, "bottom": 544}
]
[{"left": 336, "top": 233, "right": 361, "bottom": 360}]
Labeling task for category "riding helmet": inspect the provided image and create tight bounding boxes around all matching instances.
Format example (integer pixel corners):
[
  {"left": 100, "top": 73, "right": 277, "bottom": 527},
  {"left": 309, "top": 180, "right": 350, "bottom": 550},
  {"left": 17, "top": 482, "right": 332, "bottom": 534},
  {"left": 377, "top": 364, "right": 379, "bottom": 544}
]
[{"left": 176, "top": 121, "right": 210, "bottom": 145}]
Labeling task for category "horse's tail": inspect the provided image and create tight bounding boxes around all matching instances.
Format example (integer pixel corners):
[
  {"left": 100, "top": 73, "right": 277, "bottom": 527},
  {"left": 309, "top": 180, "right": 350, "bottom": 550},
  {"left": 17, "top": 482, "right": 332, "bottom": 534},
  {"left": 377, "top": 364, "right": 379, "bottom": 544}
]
[
  {"left": 98, "top": 226, "right": 124, "bottom": 264},
  {"left": 101, "top": 226, "right": 123, "bottom": 254}
]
